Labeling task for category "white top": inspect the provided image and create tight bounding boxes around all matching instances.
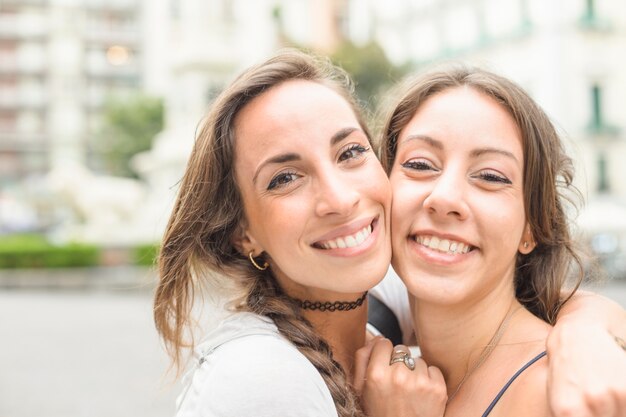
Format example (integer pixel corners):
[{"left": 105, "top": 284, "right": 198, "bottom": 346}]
[
  {"left": 176, "top": 268, "right": 411, "bottom": 416},
  {"left": 176, "top": 312, "right": 338, "bottom": 417}
]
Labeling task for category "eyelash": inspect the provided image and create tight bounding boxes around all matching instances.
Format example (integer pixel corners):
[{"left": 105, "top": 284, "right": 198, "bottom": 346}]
[
  {"left": 402, "top": 159, "right": 512, "bottom": 184},
  {"left": 401, "top": 159, "right": 436, "bottom": 171},
  {"left": 475, "top": 171, "right": 512, "bottom": 184},
  {"left": 267, "top": 171, "right": 299, "bottom": 190},
  {"left": 339, "top": 144, "right": 370, "bottom": 162}
]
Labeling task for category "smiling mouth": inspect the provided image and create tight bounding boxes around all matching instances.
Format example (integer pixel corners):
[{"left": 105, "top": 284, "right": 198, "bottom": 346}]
[
  {"left": 314, "top": 219, "right": 376, "bottom": 250},
  {"left": 413, "top": 235, "right": 475, "bottom": 255}
]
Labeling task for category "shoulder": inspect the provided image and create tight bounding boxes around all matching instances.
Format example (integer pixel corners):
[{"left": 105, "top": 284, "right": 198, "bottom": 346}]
[
  {"left": 499, "top": 352, "right": 550, "bottom": 417},
  {"left": 177, "top": 330, "right": 338, "bottom": 417}
]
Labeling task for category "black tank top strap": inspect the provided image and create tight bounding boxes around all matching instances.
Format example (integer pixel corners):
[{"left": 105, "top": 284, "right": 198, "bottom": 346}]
[{"left": 481, "top": 351, "right": 547, "bottom": 417}]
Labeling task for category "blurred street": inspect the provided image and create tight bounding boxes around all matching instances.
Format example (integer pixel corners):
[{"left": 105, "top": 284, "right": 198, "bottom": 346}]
[
  {"left": 0, "top": 287, "right": 179, "bottom": 417},
  {"left": 0, "top": 272, "right": 625, "bottom": 417}
]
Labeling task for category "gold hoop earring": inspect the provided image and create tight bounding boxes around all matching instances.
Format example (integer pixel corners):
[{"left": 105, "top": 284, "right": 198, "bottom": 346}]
[{"left": 248, "top": 251, "right": 268, "bottom": 271}]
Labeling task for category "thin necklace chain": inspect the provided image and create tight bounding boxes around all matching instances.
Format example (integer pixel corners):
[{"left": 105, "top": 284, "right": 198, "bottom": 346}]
[{"left": 447, "top": 304, "right": 521, "bottom": 404}]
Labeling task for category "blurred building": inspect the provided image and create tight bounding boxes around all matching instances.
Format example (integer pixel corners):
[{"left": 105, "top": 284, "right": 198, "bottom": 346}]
[{"left": 0, "top": 0, "right": 142, "bottom": 187}]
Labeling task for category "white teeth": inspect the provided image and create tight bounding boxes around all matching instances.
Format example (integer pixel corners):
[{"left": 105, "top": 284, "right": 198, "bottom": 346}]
[
  {"left": 317, "top": 224, "right": 373, "bottom": 250},
  {"left": 415, "top": 235, "right": 472, "bottom": 255}
]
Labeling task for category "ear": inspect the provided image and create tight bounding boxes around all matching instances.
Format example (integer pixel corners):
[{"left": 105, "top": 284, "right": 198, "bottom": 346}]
[
  {"left": 518, "top": 223, "right": 536, "bottom": 255},
  {"left": 231, "top": 220, "right": 264, "bottom": 257}
]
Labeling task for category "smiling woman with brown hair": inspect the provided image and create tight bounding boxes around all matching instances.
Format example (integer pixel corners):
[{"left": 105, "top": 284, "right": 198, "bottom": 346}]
[{"left": 358, "top": 65, "right": 626, "bottom": 417}]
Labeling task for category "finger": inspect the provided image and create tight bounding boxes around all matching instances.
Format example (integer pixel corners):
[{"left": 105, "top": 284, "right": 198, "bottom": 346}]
[
  {"left": 549, "top": 394, "right": 589, "bottom": 417},
  {"left": 392, "top": 344, "right": 410, "bottom": 355},
  {"left": 410, "top": 356, "right": 428, "bottom": 375},
  {"left": 369, "top": 337, "right": 393, "bottom": 365},
  {"left": 353, "top": 336, "right": 381, "bottom": 392},
  {"left": 427, "top": 364, "right": 445, "bottom": 384},
  {"left": 366, "top": 337, "right": 394, "bottom": 382}
]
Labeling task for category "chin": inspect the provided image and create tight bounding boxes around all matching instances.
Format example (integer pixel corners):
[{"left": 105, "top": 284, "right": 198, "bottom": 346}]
[
  {"left": 342, "top": 264, "right": 389, "bottom": 293},
  {"left": 401, "top": 272, "right": 465, "bottom": 304}
]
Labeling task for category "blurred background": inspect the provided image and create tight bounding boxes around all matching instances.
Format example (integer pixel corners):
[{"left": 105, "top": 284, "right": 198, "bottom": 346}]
[{"left": 0, "top": 0, "right": 625, "bottom": 416}]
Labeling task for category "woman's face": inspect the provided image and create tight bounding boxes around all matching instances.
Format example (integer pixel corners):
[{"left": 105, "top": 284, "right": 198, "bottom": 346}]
[
  {"left": 389, "top": 86, "right": 529, "bottom": 306},
  {"left": 233, "top": 80, "right": 392, "bottom": 300}
]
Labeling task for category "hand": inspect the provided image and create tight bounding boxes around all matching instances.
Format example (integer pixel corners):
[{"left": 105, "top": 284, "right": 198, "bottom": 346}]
[
  {"left": 547, "top": 318, "right": 626, "bottom": 417},
  {"left": 353, "top": 337, "right": 447, "bottom": 417}
]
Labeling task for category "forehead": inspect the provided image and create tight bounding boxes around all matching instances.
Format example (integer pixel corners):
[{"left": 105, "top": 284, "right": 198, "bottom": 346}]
[
  {"left": 233, "top": 79, "right": 361, "bottom": 160},
  {"left": 401, "top": 86, "right": 522, "bottom": 151},
  {"left": 235, "top": 79, "right": 357, "bottom": 135}
]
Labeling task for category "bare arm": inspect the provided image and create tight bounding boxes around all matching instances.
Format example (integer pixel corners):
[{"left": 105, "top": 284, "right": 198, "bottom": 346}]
[{"left": 547, "top": 290, "right": 626, "bottom": 417}]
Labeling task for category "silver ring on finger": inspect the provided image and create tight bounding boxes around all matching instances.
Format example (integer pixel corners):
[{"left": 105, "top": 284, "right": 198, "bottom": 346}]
[
  {"left": 390, "top": 348, "right": 410, "bottom": 360},
  {"left": 389, "top": 352, "right": 416, "bottom": 371}
]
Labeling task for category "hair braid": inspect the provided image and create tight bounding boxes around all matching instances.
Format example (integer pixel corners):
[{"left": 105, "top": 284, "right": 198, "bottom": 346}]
[{"left": 245, "top": 270, "right": 364, "bottom": 417}]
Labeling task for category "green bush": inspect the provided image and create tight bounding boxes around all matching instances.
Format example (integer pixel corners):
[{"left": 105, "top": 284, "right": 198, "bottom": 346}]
[
  {"left": 133, "top": 243, "right": 159, "bottom": 267},
  {"left": 0, "top": 234, "right": 100, "bottom": 269}
]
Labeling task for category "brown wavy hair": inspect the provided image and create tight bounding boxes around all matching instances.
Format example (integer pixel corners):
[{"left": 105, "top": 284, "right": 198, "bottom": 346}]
[
  {"left": 379, "top": 66, "right": 583, "bottom": 324},
  {"left": 154, "top": 49, "right": 368, "bottom": 417}
]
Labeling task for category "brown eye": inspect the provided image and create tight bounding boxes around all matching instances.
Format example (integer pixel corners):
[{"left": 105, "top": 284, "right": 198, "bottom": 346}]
[
  {"left": 338, "top": 144, "right": 369, "bottom": 162},
  {"left": 267, "top": 171, "right": 299, "bottom": 190}
]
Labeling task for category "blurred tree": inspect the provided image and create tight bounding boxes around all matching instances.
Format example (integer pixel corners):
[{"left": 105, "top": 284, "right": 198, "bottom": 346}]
[
  {"left": 331, "top": 40, "right": 408, "bottom": 113},
  {"left": 95, "top": 95, "right": 163, "bottom": 178}
]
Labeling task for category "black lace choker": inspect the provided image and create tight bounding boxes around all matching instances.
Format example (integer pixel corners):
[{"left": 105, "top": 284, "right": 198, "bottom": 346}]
[{"left": 297, "top": 291, "right": 368, "bottom": 312}]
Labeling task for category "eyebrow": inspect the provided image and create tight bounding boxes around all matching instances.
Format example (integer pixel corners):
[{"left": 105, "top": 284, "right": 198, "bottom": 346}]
[
  {"left": 252, "top": 127, "right": 361, "bottom": 185},
  {"left": 402, "top": 134, "right": 518, "bottom": 163},
  {"left": 331, "top": 127, "right": 359, "bottom": 146},
  {"left": 470, "top": 147, "right": 519, "bottom": 163},
  {"left": 403, "top": 134, "right": 444, "bottom": 150}
]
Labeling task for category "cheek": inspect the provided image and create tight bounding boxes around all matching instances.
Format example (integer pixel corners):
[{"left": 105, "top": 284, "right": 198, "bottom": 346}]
[
  {"left": 390, "top": 177, "right": 426, "bottom": 219},
  {"left": 474, "top": 196, "right": 525, "bottom": 247},
  {"left": 389, "top": 185, "right": 420, "bottom": 249},
  {"left": 359, "top": 162, "right": 392, "bottom": 201}
]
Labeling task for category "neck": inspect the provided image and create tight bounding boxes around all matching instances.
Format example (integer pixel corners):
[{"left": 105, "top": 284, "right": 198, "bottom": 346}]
[
  {"left": 303, "top": 300, "right": 369, "bottom": 377},
  {"left": 412, "top": 286, "right": 518, "bottom": 395}
]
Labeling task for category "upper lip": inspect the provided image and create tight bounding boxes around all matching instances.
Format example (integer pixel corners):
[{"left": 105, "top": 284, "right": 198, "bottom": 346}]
[
  {"left": 411, "top": 230, "right": 476, "bottom": 249},
  {"left": 312, "top": 215, "right": 377, "bottom": 245}
]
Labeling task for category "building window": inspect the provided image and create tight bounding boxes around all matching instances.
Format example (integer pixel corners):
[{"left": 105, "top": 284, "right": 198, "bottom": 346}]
[
  {"left": 591, "top": 84, "right": 602, "bottom": 129},
  {"left": 587, "top": 84, "right": 618, "bottom": 136},
  {"left": 584, "top": 0, "right": 596, "bottom": 20},
  {"left": 579, "top": 0, "right": 610, "bottom": 30},
  {"left": 597, "top": 152, "right": 609, "bottom": 192}
]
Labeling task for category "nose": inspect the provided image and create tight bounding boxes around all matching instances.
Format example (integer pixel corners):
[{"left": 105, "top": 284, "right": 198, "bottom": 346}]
[
  {"left": 422, "top": 168, "right": 469, "bottom": 221},
  {"left": 314, "top": 171, "right": 360, "bottom": 217}
]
